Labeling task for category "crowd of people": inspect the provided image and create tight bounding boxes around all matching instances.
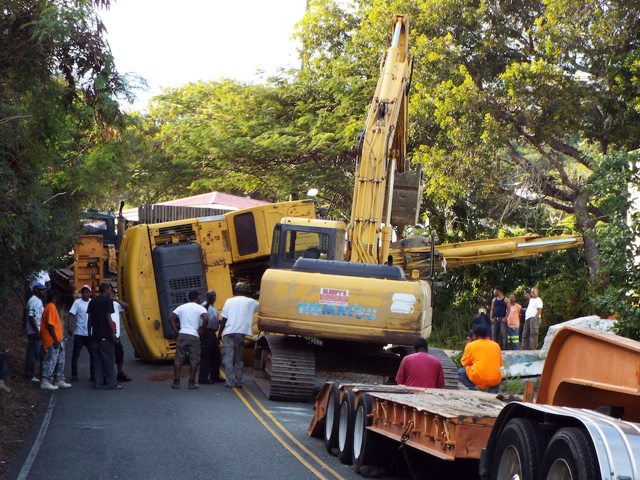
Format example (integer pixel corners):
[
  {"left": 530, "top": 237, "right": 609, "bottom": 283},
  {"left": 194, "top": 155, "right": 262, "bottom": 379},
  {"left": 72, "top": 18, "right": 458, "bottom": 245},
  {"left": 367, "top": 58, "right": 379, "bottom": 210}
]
[
  {"left": 473, "top": 286, "right": 544, "bottom": 351},
  {"left": 1, "top": 269, "right": 262, "bottom": 394},
  {"left": 15, "top": 275, "right": 133, "bottom": 392},
  {"left": 3, "top": 270, "right": 544, "bottom": 397}
]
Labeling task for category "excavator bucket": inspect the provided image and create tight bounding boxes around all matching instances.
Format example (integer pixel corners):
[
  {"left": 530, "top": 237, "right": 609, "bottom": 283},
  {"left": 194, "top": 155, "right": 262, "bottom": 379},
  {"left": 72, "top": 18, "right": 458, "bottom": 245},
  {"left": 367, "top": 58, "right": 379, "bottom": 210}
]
[{"left": 389, "top": 160, "right": 423, "bottom": 226}]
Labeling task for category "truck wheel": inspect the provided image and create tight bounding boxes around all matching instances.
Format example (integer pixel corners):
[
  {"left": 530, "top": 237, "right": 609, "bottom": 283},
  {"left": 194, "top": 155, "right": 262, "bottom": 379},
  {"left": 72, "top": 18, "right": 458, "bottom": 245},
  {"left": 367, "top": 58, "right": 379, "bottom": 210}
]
[
  {"left": 324, "top": 382, "right": 340, "bottom": 454},
  {"left": 338, "top": 389, "right": 355, "bottom": 464},
  {"left": 540, "top": 427, "right": 599, "bottom": 480},
  {"left": 491, "top": 418, "right": 544, "bottom": 480},
  {"left": 352, "top": 393, "right": 380, "bottom": 473}
]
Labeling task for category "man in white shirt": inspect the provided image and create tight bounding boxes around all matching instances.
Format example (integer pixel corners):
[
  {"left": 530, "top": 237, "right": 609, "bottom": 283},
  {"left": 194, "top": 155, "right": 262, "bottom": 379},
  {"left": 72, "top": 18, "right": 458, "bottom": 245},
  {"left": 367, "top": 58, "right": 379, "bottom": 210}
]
[
  {"left": 522, "top": 287, "right": 544, "bottom": 350},
  {"left": 219, "top": 283, "right": 258, "bottom": 389},
  {"left": 168, "top": 290, "right": 208, "bottom": 389},
  {"left": 24, "top": 283, "right": 46, "bottom": 382},
  {"left": 68, "top": 285, "right": 92, "bottom": 381},
  {"left": 29, "top": 270, "right": 51, "bottom": 291}
]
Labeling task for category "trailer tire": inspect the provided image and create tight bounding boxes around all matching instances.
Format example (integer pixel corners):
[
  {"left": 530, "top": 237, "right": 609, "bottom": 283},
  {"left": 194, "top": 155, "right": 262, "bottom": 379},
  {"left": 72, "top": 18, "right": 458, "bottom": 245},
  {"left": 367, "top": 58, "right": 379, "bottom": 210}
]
[
  {"left": 338, "top": 389, "right": 356, "bottom": 464},
  {"left": 352, "top": 393, "right": 380, "bottom": 472},
  {"left": 539, "top": 427, "right": 599, "bottom": 480},
  {"left": 491, "top": 418, "right": 544, "bottom": 480},
  {"left": 324, "top": 382, "right": 341, "bottom": 454}
]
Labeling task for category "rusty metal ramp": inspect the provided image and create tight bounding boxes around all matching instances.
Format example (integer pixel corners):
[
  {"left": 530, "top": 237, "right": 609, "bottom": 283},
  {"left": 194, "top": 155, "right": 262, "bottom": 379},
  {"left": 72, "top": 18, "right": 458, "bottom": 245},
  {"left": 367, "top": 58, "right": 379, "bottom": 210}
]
[{"left": 254, "top": 335, "right": 316, "bottom": 402}]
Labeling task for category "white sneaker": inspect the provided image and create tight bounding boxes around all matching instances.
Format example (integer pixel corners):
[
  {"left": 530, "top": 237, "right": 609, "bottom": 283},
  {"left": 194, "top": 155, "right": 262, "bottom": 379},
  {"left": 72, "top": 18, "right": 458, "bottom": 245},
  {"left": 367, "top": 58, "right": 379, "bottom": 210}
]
[
  {"left": 30, "top": 377, "right": 40, "bottom": 383},
  {"left": 0, "top": 380, "right": 11, "bottom": 393},
  {"left": 54, "top": 379, "right": 71, "bottom": 389},
  {"left": 40, "top": 379, "right": 59, "bottom": 391}
]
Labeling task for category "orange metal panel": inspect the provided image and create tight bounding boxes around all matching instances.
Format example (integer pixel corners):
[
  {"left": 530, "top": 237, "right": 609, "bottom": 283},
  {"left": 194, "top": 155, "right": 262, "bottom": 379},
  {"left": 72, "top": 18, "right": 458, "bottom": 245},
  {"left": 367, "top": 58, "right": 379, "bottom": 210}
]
[
  {"left": 368, "top": 390, "right": 505, "bottom": 460},
  {"left": 536, "top": 326, "right": 640, "bottom": 423}
]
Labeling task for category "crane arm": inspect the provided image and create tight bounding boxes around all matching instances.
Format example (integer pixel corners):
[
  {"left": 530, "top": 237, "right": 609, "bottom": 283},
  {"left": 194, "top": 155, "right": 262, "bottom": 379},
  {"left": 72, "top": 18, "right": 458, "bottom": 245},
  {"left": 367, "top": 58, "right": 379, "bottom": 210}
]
[
  {"left": 390, "top": 233, "right": 584, "bottom": 274},
  {"left": 347, "top": 14, "right": 419, "bottom": 266}
]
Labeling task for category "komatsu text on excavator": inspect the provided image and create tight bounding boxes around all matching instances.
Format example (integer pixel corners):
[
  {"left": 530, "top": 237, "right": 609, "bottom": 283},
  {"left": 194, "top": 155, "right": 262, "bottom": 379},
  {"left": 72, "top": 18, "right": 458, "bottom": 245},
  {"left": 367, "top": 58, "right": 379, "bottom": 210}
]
[{"left": 118, "top": 15, "right": 583, "bottom": 401}]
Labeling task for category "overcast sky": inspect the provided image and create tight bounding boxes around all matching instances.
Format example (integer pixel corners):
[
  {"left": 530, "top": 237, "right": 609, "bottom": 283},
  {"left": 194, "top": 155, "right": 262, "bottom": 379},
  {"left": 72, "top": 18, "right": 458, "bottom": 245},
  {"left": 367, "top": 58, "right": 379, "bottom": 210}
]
[{"left": 100, "top": 0, "right": 307, "bottom": 111}]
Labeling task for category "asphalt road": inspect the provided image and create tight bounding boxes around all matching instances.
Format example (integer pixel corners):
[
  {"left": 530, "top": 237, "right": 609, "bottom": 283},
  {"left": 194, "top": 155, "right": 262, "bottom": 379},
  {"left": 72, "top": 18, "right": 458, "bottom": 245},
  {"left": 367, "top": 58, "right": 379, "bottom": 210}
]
[
  {"left": 4, "top": 331, "right": 481, "bottom": 480},
  {"left": 2, "top": 332, "right": 389, "bottom": 480}
]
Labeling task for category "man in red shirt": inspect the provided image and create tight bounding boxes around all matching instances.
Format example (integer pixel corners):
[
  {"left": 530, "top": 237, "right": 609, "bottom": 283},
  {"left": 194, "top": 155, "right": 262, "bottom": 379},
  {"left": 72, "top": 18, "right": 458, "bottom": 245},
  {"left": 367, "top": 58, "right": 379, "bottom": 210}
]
[{"left": 395, "top": 338, "right": 445, "bottom": 388}]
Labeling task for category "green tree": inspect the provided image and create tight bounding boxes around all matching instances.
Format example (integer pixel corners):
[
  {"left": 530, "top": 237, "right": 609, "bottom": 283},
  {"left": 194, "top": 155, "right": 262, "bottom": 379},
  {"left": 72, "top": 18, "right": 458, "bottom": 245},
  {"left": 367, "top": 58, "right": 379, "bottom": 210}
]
[
  {"left": 0, "top": 0, "right": 131, "bottom": 297},
  {"left": 295, "top": 0, "right": 640, "bottom": 280},
  {"left": 588, "top": 151, "right": 640, "bottom": 339}
]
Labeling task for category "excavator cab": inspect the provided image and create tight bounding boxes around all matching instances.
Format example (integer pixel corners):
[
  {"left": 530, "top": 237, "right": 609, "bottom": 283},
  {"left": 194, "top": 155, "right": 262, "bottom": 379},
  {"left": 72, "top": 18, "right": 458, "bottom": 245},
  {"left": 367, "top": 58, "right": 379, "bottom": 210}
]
[{"left": 269, "top": 218, "right": 346, "bottom": 270}]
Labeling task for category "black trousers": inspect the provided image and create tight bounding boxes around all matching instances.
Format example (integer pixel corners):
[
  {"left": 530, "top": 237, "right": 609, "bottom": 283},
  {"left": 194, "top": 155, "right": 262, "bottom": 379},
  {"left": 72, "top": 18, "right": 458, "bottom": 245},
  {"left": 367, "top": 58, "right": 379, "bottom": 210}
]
[{"left": 199, "top": 329, "right": 221, "bottom": 381}]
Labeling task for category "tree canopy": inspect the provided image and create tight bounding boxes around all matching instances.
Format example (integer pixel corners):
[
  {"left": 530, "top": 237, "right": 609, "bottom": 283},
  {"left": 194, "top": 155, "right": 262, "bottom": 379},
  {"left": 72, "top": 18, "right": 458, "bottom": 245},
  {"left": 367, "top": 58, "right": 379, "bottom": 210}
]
[{"left": 0, "top": 0, "right": 131, "bottom": 296}]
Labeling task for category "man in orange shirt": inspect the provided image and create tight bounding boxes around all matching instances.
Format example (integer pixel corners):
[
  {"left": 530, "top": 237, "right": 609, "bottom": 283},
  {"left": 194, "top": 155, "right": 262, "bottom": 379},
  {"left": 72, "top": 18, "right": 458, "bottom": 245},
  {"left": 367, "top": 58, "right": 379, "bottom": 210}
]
[
  {"left": 458, "top": 325, "right": 503, "bottom": 393},
  {"left": 40, "top": 290, "right": 71, "bottom": 391}
]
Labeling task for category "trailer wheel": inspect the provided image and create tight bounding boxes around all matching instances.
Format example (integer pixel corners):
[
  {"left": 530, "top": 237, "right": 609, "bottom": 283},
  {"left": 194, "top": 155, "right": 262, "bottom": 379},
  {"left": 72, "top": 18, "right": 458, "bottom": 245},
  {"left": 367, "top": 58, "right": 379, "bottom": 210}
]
[
  {"left": 324, "top": 382, "right": 340, "bottom": 454},
  {"left": 338, "top": 389, "right": 356, "bottom": 464},
  {"left": 539, "top": 427, "right": 599, "bottom": 480},
  {"left": 491, "top": 418, "right": 544, "bottom": 480},
  {"left": 352, "top": 393, "right": 380, "bottom": 473}
]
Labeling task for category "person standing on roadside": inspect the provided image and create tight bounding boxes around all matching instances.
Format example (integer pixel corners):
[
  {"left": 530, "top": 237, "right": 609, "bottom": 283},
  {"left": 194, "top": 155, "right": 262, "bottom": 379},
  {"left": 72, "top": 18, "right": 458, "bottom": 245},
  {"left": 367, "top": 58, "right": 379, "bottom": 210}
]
[
  {"left": 87, "top": 283, "right": 122, "bottom": 390},
  {"left": 522, "top": 287, "right": 544, "bottom": 350},
  {"left": 168, "top": 290, "right": 208, "bottom": 390},
  {"left": 24, "top": 283, "right": 46, "bottom": 383},
  {"left": 490, "top": 286, "right": 510, "bottom": 350},
  {"left": 506, "top": 294, "right": 522, "bottom": 350},
  {"left": 199, "top": 290, "right": 223, "bottom": 384},
  {"left": 68, "top": 285, "right": 93, "bottom": 382},
  {"left": 40, "top": 289, "right": 71, "bottom": 391},
  {"left": 108, "top": 289, "right": 132, "bottom": 383},
  {"left": 519, "top": 289, "right": 531, "bottom": 344},
  {"left": 219, "top": 283, "right": 258, "bottom": 389}
]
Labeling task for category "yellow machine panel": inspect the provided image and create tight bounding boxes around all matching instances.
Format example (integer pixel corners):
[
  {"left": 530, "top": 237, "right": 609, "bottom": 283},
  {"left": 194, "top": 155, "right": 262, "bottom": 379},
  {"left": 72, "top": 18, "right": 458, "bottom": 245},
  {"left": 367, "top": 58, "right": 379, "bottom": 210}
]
[
  {"left": 258, "top": 268, "right": 432, "bottom": 345},
  {"left": 118, "top": 201, "right": 316, "bottom": 363}
]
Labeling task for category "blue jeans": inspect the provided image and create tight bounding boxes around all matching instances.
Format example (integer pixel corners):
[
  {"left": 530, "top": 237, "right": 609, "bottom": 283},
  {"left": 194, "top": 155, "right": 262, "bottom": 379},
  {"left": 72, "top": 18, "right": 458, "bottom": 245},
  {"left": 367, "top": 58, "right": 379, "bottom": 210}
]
[
  {"left": 43, "top": 345, "right": 65, "bottom": 382},
  {"left": 90, "top": 338, "right": 117, "bottom": 389},
  {"left": 458, "top": 367, "right": 500, "bottom": 393},
  {"left": 222, "top": 334, "right": 246, "bottom": 387}
]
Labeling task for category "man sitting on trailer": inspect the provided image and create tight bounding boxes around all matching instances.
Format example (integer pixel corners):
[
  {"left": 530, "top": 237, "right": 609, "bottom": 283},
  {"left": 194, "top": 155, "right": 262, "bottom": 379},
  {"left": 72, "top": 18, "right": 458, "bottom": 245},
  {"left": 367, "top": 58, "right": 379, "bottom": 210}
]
[
  {"left": 395, "top": 338, "right": 445, "bottom": 388},
  {"left": 458, "top": 325, "right": 503, "bottom": 393}
]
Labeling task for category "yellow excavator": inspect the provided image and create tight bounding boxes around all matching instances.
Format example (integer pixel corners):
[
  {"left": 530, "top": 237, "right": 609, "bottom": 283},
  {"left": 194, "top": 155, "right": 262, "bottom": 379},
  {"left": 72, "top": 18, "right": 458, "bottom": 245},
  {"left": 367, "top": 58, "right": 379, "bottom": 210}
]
[
  {"left": 118, "top": 15, "right": 582, "bottom": 401},
  {"left": 254, "top": 15, "right": 582, "bottom": 400}
]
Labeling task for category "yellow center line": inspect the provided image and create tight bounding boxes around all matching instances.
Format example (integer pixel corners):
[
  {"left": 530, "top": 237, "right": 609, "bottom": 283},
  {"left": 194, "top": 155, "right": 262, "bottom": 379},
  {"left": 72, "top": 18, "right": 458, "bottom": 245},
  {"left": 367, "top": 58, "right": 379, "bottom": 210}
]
[
  {"left": 229, "top": 385, "right": 329, "bottom": 480},
  {"left": 243, "top": 387, "right": 345, "bottom": 480}
]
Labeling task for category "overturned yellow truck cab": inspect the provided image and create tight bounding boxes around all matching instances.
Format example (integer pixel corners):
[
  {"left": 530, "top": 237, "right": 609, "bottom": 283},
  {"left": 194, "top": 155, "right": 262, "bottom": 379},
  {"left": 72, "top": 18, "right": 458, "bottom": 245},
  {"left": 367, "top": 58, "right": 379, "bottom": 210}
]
[{"left": 117, "top": 201, "right": 316, "bottom": 363}]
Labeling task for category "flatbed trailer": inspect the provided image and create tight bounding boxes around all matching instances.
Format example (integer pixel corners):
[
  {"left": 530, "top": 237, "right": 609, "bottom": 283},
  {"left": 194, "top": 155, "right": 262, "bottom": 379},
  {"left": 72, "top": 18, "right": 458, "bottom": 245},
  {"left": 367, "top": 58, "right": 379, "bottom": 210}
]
[{"left": 309, "top": 327, "right": 640, "bottom": 479}]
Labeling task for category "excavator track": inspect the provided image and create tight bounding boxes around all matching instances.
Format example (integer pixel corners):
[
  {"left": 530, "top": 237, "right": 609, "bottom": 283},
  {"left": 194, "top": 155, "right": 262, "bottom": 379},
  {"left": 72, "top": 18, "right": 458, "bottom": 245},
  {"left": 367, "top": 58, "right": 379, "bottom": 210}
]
[
  {"left": 254, "top": 335, "right": 316, "bottom": 402},
  {"left": 428, "top": 347, "right": 460, "bottom": 389}
]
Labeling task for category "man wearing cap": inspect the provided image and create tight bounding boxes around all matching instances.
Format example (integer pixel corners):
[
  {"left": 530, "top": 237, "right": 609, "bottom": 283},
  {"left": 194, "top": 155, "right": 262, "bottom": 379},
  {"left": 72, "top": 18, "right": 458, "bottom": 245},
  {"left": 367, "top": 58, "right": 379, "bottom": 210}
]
[
  {"left": 68, "top": 285, "right": 93, "bottom": 381},
  {"left": 395, "top": 338, "right": 444, "bottom": 388},
  {"left": 23, "top": 283, "right": 46, "bottom": 382},
  {"left": 219, "top": 283, "right": 258, "bottom": 389},
  {"left": 168, "top": 290, "right": 208, "bottom": 389},
  {"left": 458, "top": 325, "right": 503, "bottom": 393}
]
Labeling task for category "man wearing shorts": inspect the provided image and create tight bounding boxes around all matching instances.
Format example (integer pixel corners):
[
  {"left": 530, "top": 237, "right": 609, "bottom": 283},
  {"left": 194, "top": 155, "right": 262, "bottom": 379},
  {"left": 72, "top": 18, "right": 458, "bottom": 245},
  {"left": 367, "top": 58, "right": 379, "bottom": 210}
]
[{"left": 168, "top": 290, "right": 208, "bottom": 390}]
